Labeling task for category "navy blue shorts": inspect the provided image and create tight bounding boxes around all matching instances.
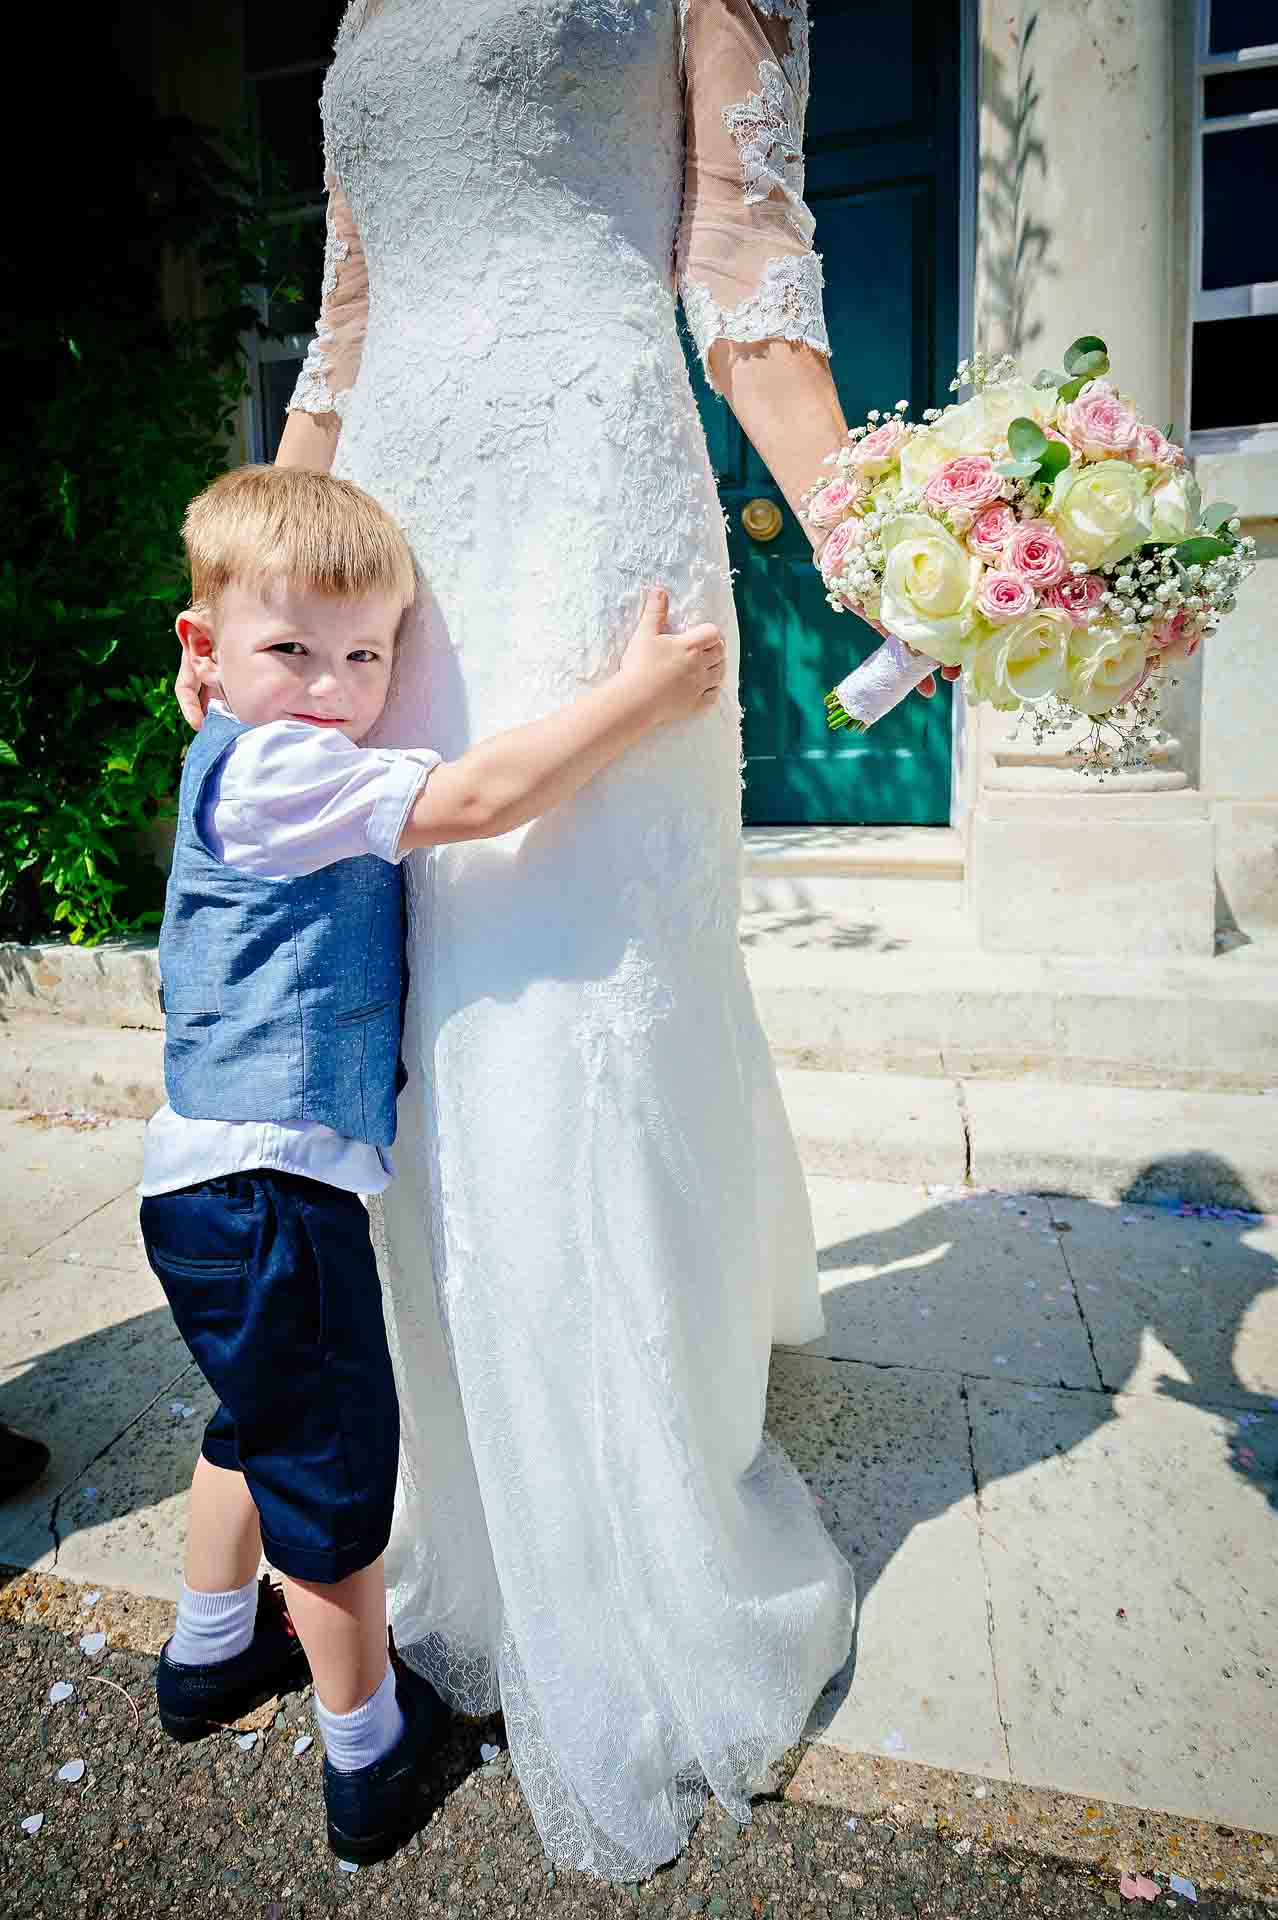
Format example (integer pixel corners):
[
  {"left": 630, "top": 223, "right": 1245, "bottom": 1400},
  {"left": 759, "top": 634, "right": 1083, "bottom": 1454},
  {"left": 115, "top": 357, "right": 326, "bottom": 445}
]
[{"left": 139, "top": 1171, "right": 399, "bottom": 1585}]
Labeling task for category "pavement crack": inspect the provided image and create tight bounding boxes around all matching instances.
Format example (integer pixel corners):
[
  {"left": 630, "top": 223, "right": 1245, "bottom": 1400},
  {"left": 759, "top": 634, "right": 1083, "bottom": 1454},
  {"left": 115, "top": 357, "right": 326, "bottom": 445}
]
[
  {"left": 1051, "top": 1220, "right": 1107, "bottom": 1391},
  {"left": 959, "top": 1375, "right": 1014, "bottom": 1780},
  {"left": 941, "top": 1058, "right": 974, "bottom": 1185}
]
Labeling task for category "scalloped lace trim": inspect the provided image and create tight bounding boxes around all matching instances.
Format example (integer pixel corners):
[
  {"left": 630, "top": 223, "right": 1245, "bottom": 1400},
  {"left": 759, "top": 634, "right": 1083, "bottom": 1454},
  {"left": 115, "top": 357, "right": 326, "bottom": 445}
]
[
  {"left": 680, "top": 250, "right": 829, "bottom": 380},
  {"left": 287, "top": 232, "right": 349, "bottom": 417}
]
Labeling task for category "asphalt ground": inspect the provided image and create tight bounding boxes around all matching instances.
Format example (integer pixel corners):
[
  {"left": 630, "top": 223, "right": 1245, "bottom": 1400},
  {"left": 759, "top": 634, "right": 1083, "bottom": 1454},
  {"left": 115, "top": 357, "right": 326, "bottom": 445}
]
[{"left": 2, "top": 1574, "right": 1275, "bottom": 1920}]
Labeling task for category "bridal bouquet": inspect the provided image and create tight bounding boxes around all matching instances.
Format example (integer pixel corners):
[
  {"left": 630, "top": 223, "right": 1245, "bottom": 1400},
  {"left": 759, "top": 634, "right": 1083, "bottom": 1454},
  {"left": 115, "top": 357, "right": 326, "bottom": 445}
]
[{"left": 805, "top": 337, "right": 1256, "bottom": 768}]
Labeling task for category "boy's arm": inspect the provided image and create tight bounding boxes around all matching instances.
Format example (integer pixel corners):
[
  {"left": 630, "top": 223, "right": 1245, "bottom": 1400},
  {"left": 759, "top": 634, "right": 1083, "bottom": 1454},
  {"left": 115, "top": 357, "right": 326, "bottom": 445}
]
[{"left": 399, "top": 590, "right": 724, "bottom": 851}]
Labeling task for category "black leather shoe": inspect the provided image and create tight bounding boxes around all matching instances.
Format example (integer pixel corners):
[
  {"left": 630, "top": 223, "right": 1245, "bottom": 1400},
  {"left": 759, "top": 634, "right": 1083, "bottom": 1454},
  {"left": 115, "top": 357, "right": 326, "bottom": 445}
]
[
  {"left": 156, "top": 1578, "right": 310, "bottom": 1741},
  {"left": 0, "top": 1424, "right": 50, "bottom": 1500},
  {"left": 324, "top": 1668, "right": 450, "bottom": 1865}
]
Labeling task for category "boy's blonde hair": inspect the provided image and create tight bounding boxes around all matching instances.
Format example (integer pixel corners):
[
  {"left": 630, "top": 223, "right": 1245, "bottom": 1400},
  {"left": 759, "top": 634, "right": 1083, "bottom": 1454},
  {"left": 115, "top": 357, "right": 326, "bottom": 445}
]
[{"left": 183, "top": 466, "right": 417, "bottom": 618}]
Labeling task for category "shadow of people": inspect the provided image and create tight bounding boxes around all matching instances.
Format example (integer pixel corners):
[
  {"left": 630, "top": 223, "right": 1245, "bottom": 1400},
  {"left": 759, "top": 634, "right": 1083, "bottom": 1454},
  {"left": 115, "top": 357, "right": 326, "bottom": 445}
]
[{"left": 769, "top": 1157, "right": 1277, "bottom": 1730}]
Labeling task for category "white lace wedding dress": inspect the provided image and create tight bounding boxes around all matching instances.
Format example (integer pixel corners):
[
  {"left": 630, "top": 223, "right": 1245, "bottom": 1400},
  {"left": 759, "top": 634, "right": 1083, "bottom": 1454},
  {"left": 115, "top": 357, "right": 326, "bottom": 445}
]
[{"left": 289, "top": 0, "right": 855, "bottom": 1879}]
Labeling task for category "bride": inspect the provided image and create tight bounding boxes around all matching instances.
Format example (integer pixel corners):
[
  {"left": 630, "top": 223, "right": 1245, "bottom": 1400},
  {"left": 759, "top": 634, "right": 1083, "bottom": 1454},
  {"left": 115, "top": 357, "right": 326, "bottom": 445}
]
[{"left": 217, "top": 0, "right": 940, "bottom": 1881}]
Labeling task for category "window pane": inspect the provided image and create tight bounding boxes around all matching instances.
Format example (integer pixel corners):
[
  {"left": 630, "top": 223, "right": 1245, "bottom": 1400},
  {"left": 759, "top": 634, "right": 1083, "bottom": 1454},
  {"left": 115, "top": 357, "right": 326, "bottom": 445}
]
[
  {"left": 1204, "top": 66, "right": 1278, "bottom": 116},
  {"left": 1191, "top": 314, "right": 1278, "bottom": 428},
  {"left": 1209, "top": 1, "right": 1278, "bottom": 54},
  {"left": 1202, "top": 126, "right": 1278, "bottom": 288},
  {"left": 245, "top": 4, "right": 346, "bottom": 75}
]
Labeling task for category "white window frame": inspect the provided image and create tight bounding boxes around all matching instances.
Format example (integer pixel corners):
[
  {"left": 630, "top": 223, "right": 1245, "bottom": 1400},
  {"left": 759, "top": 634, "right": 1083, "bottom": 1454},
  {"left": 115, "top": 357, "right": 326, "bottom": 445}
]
[{"left": 1186, "top": 1, "right": 1278, "bottom": 454}]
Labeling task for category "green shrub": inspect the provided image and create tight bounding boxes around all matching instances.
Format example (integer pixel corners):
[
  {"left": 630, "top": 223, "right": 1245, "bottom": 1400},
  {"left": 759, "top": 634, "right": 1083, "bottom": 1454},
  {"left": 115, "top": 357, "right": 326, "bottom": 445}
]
[{"left": 0, "top": 106, "right": 297, "bottom": 945}]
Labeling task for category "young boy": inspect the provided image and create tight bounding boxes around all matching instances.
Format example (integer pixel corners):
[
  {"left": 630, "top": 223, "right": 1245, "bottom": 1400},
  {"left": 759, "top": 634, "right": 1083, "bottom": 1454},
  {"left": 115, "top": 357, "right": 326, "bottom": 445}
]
[{"left": 139, "top": 465, "right": 724, "bottom": 1864}]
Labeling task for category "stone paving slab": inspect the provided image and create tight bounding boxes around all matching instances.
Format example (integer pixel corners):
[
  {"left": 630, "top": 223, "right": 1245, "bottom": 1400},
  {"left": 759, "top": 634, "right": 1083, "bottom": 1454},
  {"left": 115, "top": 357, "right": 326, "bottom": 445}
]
[
  {"left": 0, "top": 1111, "right": 144, "bottom": 1259},
  {"left": 1044, "top": 1193, "right": 1278, "bottom": 1404},
  {"left": 768, "top": 1352, "right": 1008, "bottom": 1781},
  {"left": 805, "top": 1180, "right": 1100, "bottom": 1387},
  {"left": 968, "top": 1380, "right": 1278, "bottom": 1836}
]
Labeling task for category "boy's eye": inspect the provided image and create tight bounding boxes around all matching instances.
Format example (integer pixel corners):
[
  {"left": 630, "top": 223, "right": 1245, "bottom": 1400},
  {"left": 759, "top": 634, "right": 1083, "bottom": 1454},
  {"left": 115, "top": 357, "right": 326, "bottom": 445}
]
[
  {"left": 268, "top": 642, "right": 306, "bottom": 656},
  {"left": 348, "top": 649, "right": 381, "bottom": 664}
]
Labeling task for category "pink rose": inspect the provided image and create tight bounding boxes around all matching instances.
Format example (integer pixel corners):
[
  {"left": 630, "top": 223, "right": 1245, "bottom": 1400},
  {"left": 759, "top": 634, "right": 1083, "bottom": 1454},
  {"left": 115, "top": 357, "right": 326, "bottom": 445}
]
[
  {"left": 1041, "top": 572, "right": 1106, "bottom": 626},
  {"left": 1128, "top": 423, "right": 1176, "bottom": 469},
  {"left": 1059, "top": 379, "right": 1139, "bottom": 458},
  {"left": 923, "top": 454, "right": 1004, "bottom": 518},
  {"left": 975, "top": 570, "right": 1036, "bottom": 624},
  {"left": 807, "top": 477, "right": 861, "bottom": 528},
  {"left": 849, "top": 418, "right": 908, "bottom": 476},
  {"left": 1005, "top": 519, "right": 1069, "bottom": 589},
  {"left": 966, "top": 503, "right": 1018, "bottom": 561},
  {"left": 1146, "top": 610, "right": 1202, "bottom": 666},
  {"left": 819, "top": 518, "right": 867, "bottom": 587}
]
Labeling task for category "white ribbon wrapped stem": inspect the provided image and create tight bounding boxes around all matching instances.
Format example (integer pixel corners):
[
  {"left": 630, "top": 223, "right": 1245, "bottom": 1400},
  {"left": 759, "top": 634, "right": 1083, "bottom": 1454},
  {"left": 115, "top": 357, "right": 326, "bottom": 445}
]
[{"left": 833, "top": 635, "right": 941, "bottom": 730}]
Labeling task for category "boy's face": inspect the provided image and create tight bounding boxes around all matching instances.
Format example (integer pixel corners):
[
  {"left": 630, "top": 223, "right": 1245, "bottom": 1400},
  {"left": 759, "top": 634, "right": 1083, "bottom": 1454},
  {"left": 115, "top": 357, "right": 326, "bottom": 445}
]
[{"left": 178, "top": 580, "right": 402, "bottom": 744}]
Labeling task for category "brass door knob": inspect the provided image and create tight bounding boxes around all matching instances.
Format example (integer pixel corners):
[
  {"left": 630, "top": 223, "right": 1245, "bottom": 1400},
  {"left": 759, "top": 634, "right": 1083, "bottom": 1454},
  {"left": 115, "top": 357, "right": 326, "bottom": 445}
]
[{"left": 741, "top": 496, "right": 784, "bottom": 542}]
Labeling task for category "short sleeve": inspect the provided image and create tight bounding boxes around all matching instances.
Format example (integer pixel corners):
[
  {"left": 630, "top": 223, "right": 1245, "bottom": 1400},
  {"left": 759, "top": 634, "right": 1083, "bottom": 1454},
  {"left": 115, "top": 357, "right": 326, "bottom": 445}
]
[
  {"left": 201, "top": 722, "right": 440, "bottom": 878},
  {"left": 287, "top": 170, "right": 370, "bottom": 419},
  {"left": 676, "top": 0, "right": 829, "bottom": 389}
]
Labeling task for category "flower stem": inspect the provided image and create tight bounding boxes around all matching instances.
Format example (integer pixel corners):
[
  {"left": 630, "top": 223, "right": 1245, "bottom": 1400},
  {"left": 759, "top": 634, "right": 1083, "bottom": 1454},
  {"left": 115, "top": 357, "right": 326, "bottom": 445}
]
[{"left": 825, "top": 689, "right": 867, "bottom": 733}]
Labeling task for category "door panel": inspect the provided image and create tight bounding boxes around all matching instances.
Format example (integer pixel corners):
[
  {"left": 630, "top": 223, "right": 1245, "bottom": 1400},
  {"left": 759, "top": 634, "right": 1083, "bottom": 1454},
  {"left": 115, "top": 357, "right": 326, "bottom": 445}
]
[{"left": 697, "top": 0, "right": 962, "bottom": 825}]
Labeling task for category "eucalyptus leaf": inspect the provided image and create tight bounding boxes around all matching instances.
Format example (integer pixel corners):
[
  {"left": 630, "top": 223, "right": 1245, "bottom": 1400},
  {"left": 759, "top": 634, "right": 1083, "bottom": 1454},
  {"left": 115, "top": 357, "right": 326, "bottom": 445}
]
[
  {"left": 1173, "top": 535, "right": 1232, "bottom": 566},
  {"left": 994, "top": 458, "right": 1041, "bottom": 479},
  {"left": 1201, "top": 500, "right": 1238, "bottom": 532},
  {"left": 1036, "top": 442, "right": 1071, "bottom": 481},
  {"left": 1007, "top": 417, "right": 1048, "bottom": 460},
  {"left": 1063, "top": 334, "right": 1108, "bottom": 375},
  {"left": 1057, "top": 376, "right": 1087, "bottom": 404},
  {"left": 1034, "top": 368, "right": 1066, "bottom": 390}
]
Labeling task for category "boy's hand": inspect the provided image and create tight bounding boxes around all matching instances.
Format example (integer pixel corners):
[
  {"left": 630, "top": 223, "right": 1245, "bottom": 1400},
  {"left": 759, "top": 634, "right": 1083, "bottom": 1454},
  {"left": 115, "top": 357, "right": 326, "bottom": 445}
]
[{"left": 618, "top": 588, "right": 726, "bottom": 726}]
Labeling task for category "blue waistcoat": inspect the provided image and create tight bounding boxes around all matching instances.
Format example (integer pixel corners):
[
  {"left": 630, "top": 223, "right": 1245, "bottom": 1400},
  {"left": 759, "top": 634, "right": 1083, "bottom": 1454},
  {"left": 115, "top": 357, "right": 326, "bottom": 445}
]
[{"left": 159, "top": 709, "right": 406, "bottom": 1148}]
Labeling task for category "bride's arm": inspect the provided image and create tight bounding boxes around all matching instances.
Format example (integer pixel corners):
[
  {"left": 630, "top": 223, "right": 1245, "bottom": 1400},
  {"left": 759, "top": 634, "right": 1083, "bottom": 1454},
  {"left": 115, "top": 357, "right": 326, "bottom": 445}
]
[
  {"left": 276, "top": 172, "right": 368, "bottom": 472},
  {"left": 677, "top": 0, "right": 954, "bottom": 696}
]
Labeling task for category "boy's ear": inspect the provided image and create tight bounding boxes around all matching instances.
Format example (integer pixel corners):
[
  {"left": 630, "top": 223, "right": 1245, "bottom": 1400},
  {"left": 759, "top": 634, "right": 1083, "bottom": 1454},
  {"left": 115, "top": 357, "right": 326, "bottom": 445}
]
[{"left": 175, "top": 608, "right": 222, "bottom": 688}]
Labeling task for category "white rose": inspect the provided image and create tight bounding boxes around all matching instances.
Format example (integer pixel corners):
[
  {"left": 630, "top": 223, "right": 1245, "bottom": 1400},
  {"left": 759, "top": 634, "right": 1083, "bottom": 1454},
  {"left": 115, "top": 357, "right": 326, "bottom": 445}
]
[
  {"left": 1047, "top": 461, "right": 1151, "bottom": 570},
  {"left": 962, "top": 630, "right": 1023, "bottom": 712},
  {"left": 942, "top": 380, "right": 1052, "bottom": 453},
  {"left": 971, "top": 607, "right": 1072, "bottom": 705},
  {"left": 1064, "top": 624, "right": 1150, "bottom": 716},
  {"left": 878, "top": 513, "right": 983, "bottom": 665},
  {"left": 898, "top": 429, "right": 965, "bottom": 491},
  {"left": 1143, "top": 468, "right": 1202, "bottom": 544}
]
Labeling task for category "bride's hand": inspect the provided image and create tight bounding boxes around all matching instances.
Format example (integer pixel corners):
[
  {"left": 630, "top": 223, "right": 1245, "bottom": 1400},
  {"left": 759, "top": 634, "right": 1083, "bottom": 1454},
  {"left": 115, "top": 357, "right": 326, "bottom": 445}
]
[{"left": 175, "top": 649, "right": 208, "bottom": 731}]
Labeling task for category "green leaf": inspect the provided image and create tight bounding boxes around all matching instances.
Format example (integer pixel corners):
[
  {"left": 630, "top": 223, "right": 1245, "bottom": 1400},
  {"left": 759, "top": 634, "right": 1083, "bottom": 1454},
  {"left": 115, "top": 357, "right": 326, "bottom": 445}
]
[
  {"left": 1036, "top": 441, "right": 1071, "bottom": 482},
  {"left": 1173, "top": 535, "right": 1233, "bottom": 566},
  {"left": 105, "top": 754, "right": 135, "bottom": 774},
  {"left": 76, "top": 634, "right": 120, "bottom": 669},
  {"left": 1007, "top": 417, "right": 1049, "bottom": 461},
  {"left": 1034, "top": 368, "right": 1066, "bottom": 390},
  {"left": 0, "top": 739, "right": 18, "bottom": 767},
  {"left": 1063, "top": 335, "right": 1109, "bottom": 377},
  {"left": 994, "top": 457, "right": 1041, "bottom": 479},
  {"left": 1200, "top": 500, "right": 1238, "bottom": 532},
  {"left": 1057, "top": 375, "right": 1088, "bottom": 404}
]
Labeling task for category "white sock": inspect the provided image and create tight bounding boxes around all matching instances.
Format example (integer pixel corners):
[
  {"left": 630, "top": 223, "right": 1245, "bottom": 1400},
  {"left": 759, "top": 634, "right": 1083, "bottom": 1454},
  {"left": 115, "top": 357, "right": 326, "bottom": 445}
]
[
  {"left": 314, "top": 1662, "right": 404, "bottom": 1774},
  {"left": 168, "top": 1575, "right": 259, "bottom": 1666}
]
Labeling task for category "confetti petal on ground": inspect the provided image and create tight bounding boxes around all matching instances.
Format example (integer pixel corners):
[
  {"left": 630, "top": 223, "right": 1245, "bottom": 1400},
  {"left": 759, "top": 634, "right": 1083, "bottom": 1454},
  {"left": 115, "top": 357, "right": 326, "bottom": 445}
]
[
  {"left": 992, "top": 1356, "right": 1008, "bottom": 1366},
  {"left": 1120, "top": 1874, "right": 1161, "bottom": 1901},
  {"left": 49, "top": 1682, "right": 74, "bottom": 1705},
  {"left": 1169, "top": 1875, "right": 1197, "bottom": 1901},
  {"left": 846, "top": 1817, "right": 858, "bottom": 1831},
  {"left": 1025, "top": 1390, "right": 1045, "bottom": 1402},
  {"left": 293, "top": 1734, "right": 313, "bottom": 1757},
  {"left": 78, "top": 1633, "right": 106, "bottom": 1657},
  {"left": 883, "top": 1730, "right": 905, "bottom": 1754},
  {"left": 954, "top": 1837, "right": 972, "bottom": 1855},
  {"left": 21, "top": 1814, "right": 45, "bottom": 1836},
  {"left": 57, "top": 1760, "right": 86, "bottom": 1784},
  {"left": 237, "top": 1732, "right": 259, "bottom": 1751},
  {"left": 82, "top": 1592, "right": 101, "bottom": 1608},
  {"left": 974, "top": 1786, "right": 988, "bottom": 1798},
  {"left": 83, "top": 1488, "right": 98, "bottom": 1502},
  {"left": 338, "top": 1860, "right": 359, "bottom": 1874},
  {"left": 480, "top": 1743, "right": 502, "bottom": 1762}
]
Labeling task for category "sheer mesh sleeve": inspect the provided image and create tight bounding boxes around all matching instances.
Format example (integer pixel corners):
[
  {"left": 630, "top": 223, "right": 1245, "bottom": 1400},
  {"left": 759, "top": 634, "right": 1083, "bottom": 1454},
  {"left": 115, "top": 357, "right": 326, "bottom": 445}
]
[
  {"left": 287, "top": 172, "right": 369, "bottom": 419},
  {"left": 677, "top": 0, "right": 829, "bottom": 389}
]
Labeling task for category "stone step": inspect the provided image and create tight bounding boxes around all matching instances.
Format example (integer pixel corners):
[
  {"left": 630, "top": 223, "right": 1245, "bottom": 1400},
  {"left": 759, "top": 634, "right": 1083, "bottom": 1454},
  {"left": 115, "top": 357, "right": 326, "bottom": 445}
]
[
  {"left": 743, "top": 824, "right": 965, "bottom": 917},
  {"left": 746, "top": 925, "right": 1278, "bottom": 1092},
  {"left": 2, "top": 1016, "right": 1273, "bottom": 1209}
]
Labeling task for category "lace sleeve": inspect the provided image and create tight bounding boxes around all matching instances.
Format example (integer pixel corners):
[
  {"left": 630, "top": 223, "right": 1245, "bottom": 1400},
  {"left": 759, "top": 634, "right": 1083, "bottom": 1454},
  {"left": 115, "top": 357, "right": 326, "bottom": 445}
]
[
  {"left": 676, "top": 0, "right": 828, "bottom": 390},
  {"left": 287, "top": 170, "right": 369, "bottom": 419}
]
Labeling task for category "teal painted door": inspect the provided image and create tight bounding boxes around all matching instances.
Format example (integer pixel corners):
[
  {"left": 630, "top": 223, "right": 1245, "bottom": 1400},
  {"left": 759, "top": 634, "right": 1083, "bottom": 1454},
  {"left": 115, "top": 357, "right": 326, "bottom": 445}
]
[{"left": 696, "top": 0, "right": 962, "bottom": 825}]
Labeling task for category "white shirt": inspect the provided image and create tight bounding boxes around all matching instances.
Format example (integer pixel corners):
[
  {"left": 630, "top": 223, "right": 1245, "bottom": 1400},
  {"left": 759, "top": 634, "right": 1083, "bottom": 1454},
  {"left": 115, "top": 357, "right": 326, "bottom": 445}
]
[{"left": 140, "top": 703, "right": 440, "bottom": 1199}]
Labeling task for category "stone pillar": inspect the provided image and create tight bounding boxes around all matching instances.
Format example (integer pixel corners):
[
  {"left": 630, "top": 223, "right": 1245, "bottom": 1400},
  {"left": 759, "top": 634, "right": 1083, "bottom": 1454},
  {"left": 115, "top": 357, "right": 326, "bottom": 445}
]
[{"left": 963, "top": 0, "right": 1216, "bottom": 958}]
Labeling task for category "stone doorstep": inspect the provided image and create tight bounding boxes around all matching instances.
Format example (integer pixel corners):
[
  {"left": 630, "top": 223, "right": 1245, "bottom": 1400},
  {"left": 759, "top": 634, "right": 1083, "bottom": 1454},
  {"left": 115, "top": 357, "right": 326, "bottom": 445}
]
[
  {"left": 1, "top": 1015, "right": 1274, "bottom": 1208},
  {"left": 2, "top": 1566, "right": 1274, "bottom": 1899},
  {"left": 786, "top": 1746, "right": 1278, "bottom": 1900}
]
